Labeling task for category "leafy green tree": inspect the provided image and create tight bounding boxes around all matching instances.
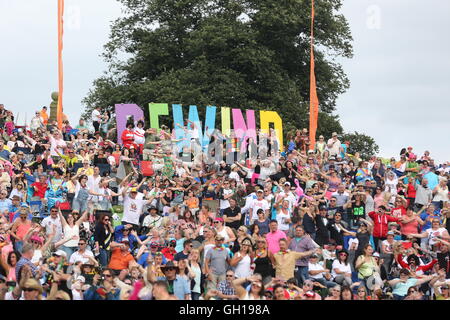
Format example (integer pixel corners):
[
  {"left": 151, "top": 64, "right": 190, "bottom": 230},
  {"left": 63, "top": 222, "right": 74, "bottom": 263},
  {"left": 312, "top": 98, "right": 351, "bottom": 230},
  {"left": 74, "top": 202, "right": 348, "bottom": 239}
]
[
  {"left": 83, "top": 0, "right": 353, "bottom": 138},
  {"left": 339, "top": 131, "right": 380, "bottom": 160}
]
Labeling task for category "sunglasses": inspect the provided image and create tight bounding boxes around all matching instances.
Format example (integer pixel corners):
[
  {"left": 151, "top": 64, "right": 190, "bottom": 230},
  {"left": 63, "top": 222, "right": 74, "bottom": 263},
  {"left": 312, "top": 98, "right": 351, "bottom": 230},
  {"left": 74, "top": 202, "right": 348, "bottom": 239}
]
[
  {"left": 226, "top": 275, "right": 234, "bottom": 277},
  {"left": 213, "top": 221, "right": 220, "bottom": 224},
  {"left": 78, "top": 243, "right": 86, "bottom": 245},
  {"left": 23, "top": 288, "right": 38, "bottom": 292},
  {"left": 165, "top": 268, "right": 176, "bottom": 271},
  {"left": 102, "top": 274, "right": 112, "bottom": 278},
  {"left": 103, "top": 219, "right": 110, "bottom": 221}
]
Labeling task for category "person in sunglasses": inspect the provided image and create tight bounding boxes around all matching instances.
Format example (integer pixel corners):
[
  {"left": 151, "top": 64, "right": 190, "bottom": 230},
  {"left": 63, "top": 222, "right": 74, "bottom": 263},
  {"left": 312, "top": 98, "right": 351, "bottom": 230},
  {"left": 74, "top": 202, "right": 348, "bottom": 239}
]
[
  {"left": 161, "top": 240, "right": 177, "bottom": 261},
  {"left": 84, "top": 268, "right": 120, "bottom": 300},
  {"left": 148, "top": 260, "right": 191, "bottom": 300}
]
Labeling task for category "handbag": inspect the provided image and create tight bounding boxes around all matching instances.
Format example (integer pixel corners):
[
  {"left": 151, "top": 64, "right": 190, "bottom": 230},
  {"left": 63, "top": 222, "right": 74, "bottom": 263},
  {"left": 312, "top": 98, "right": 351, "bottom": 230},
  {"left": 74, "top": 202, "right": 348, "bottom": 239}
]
[{"left": 140, "top": 161, "right": 154, "bottom": 177}]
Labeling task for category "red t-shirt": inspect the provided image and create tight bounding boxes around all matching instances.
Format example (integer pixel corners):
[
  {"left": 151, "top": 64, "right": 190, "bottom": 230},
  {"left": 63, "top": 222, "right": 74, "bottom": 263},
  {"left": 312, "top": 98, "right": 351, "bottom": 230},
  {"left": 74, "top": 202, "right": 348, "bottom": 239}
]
[
  {"left": 391, "top": 206, "right": 407, "bottom": 219},
  {"left": 31, "top": 182, "right": 48, "bottom": 198}
]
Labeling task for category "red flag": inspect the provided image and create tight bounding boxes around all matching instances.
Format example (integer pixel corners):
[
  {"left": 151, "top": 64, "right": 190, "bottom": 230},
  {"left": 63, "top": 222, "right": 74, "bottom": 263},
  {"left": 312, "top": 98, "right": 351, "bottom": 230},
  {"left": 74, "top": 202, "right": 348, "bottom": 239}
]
[
  {"left": 309, "top": 0, "right": 319, "bottom": 150},
  {"left": 57, "top": 0, "right": 64, "bottom": 129}
]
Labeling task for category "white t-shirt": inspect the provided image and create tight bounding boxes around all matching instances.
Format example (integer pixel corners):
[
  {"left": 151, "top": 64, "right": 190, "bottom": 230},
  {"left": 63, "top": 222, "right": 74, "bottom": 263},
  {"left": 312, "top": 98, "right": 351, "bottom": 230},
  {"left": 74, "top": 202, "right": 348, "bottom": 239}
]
[
  {"left": 122, "top": 194, "right": 147, "bottom": 225},
  {"left": 276, "top": 209, "right": 291, "bottom": 231},
  {"left": 41, "top": 216, "right": 63, "bottom": 242},
  {"left": 92, "top": 109, "right": 101, "bottom": 122},
  {"left": 308, "top": 261, "right": 326, "bottom": 279},
  {"left": 331, "top": 259, "right": 352, "bottom": 279},
  {"left": 134, "top": 127, "right": 145, "bottom": 145},
  {"left": 426, "top": 227, "right": 447, "bottom": 247},
  {"left": 229, "top": 171, "right": 241, "bottom": 183},
  {"left": 277, "top": 191, "right": 297, "bottom": 210},
  {"left": 220, "top": 188, "right": 233, "bottom": 210},
  {"left": 69, "top": 250, "right": 94, "bottom": 264},
  {"left": 250, "top": 198, "right": 270, "bottom": 220}
]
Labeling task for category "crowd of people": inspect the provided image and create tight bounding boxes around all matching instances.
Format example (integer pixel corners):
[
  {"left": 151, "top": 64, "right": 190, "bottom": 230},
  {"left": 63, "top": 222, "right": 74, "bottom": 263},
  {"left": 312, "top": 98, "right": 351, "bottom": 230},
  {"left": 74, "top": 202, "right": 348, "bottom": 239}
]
[{"left": 0, "top": 102, "right": 450, "bottom": 301}]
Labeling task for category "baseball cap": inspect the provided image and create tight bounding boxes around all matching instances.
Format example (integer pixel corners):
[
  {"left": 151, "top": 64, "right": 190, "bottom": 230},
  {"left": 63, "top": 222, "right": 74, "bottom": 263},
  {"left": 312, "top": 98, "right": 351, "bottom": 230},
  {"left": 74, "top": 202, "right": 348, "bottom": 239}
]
[
  {"left": 329, "top": 156, "right": 336, "bottom": 161},
  {"left": 305, "top": 291, "right": 315, "bottom": 298},
  {"left": 256, "top": 189, "right": 264, "bottom": 193},
  {"left": 373, "top": 252, "right": 380, "bottom": 258},
  {"left": 332, "top": 132, "right": 338, "bottom": 136},
  {"left": 130, "top": 188, "right": 138, "bottom": 193},
  {"left": 215, "top": 217, "right": 224, "bottom": 223},
  {"left": 284, "top": 182, "right": 291, "bottom": 187},
  {"left": 53, "top": 250, "right": 67, "bottom": 258},
  {"left": 319, "top": 205, "right": 327, "bottom": 211}
]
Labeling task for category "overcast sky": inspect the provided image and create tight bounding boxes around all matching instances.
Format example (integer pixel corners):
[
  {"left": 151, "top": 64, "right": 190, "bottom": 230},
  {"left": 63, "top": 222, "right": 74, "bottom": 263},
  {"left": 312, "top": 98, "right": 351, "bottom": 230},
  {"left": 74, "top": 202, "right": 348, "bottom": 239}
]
[{"left": 1, "top": 0, "right": 449, "bottom": 163}]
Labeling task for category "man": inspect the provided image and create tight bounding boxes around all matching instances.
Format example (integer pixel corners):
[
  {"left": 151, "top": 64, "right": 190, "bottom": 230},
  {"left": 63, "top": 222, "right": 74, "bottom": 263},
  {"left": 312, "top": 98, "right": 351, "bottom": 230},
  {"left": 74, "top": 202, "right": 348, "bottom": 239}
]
[
  {"left": 368, "top": 206, "right": 404, "bottom": 251},
  {"left": 121, "top": 186, "right": 154, "bottom": 228},
  {"left": 276, "top": 182, "right": 297, "bottom": 211},
  {"left": 331, "top": 184, "right": 350, "bottom": 209},
  {"left": 152, "top": 280, "right": 178, "bottom": 300},
  {"left": 30, "top": 174, "right": 48, "bottom": 200},
  {"left": 92, "top": 106, "right": 102, "bottom": 133},
  {"left": 217, "top": 270, "right": 238, "bottom": 300},
  {"left": 314, "top": 205, "right": 331, "bottom": 246},
  {"left": 138, "top": 241, "right": 167, "bottom": 267},
  {"left": 142, "top": 206, "right": 163, "bottom": 231},
  {"left": 218, "top": 180, "right": 234, "bottom": 215},
  {"left": 75, "top": 118, "right": 90, "bottom": 134},
  {"left": 288, "top": 225, "right": 318, "bottom": 285},
  {"left": 204, "top": 235, "right": 230, "bottom": 291},
  {"left": 0, "top": 190, "right": 12, "bottom": 214},
  {"left": 222, "top": 198, "right": 242, "bottom": 230},
  {"left": 153, "top": 261, "right": 191, "bottom": 300},
  {"left": 326, "top": 132, "right": 341, "bottom": 157},
  {"left": 273, "top": 238, "right": 315, "bottom": 281},
  {"left": 108, "top": 240, "right": 135, "bottom": 275},
  {"left": 388, "top": 268, "right": 436, "bottom": 300},
  {"left": 266, "top": 220, "right": 287, "bottom": 254},
  {"left": 113, "top": 224, "right": 143, "bottom": 252},
  {"left": 69, "top": 238, "right": 97, "bottom": 265},
  {"left": 15, "top": 244, "right": 37, "bottom": 283},
  {"left": 40, "top": 106, "right": 49, "bottom": 126},
  {"left": 84, "top": 268, "right": 120, "bottom": 300},
  {"left": 414, "top": 177, "right": 433, "bottom": 211},
  {"left": 57, "top": 149, "right": 79, "bottom": 169},
  {"left": 174, "top": 239, "right": 193, "bottom": 261},
  {"left": 249, "top": 189, "right": 270, "bottom": 224},
  {"left": 40, "top": 206, "right": 63, "bottom": 243}
]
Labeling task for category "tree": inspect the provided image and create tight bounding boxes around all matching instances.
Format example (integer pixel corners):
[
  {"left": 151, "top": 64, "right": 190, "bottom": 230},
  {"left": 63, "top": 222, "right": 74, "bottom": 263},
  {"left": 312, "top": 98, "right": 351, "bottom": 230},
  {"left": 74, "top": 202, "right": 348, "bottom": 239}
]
[
  {"left": 83, "top": 0, "right": 354, "bottom": 138},
  {"left": 339, "top": 131, "right": 380, "bottom": 161}
]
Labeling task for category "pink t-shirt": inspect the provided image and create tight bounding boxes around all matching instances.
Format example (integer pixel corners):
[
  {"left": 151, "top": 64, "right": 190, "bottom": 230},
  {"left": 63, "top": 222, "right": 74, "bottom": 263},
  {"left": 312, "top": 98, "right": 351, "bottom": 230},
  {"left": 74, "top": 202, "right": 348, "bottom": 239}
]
[{"left": 266, "top": 230, "right": 287, "bottom": 254}]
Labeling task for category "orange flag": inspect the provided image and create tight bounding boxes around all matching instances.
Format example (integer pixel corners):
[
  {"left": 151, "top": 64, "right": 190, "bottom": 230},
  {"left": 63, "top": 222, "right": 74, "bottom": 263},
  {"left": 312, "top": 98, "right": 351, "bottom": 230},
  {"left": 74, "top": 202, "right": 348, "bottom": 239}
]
[
  {"left": 309, "top": 0, "right": 319, "bottom": 150},
  {"left": 57, "top": 0, "right": 64, "bottom": 129}
]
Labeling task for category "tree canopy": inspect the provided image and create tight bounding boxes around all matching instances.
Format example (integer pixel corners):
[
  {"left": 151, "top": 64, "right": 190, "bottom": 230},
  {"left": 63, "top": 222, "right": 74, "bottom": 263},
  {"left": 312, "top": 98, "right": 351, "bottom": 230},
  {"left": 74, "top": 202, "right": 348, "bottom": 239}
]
[{"left": 83, "top": 0, "right": 362, "bottom": 144}]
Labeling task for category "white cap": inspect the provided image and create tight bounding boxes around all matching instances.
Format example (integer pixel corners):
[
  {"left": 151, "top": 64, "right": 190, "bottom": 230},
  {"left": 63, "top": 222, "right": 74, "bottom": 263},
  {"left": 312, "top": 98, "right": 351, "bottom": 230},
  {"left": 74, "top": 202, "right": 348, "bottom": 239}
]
[
  {"left": 373, "top": 252, "right": 380, "bottom": 258},
  {"left": 53, "top": 250, "right": 67, "bottom": 258}
]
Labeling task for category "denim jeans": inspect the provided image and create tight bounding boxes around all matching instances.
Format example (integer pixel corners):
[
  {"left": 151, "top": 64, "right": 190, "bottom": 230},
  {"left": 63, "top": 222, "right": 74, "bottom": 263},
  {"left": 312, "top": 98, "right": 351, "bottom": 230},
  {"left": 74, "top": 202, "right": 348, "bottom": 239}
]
[
  {"left": 98, "top": 248, "right": 110, "bottom": 267},
  {"left": 295, "top": 266, "right": 309, "bottom": 286}
]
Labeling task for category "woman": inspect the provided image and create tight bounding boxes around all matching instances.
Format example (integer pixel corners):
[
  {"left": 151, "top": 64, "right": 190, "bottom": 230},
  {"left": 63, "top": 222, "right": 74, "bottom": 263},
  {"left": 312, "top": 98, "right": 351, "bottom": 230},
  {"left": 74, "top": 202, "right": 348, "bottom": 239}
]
[
  {"left": 188, "top": 248, "right": 202, "bottom": 300},
  {"left": 373, "top": 186, "right": 387, "bottom": 210},
  {"left": 184, "top": 190, "right": 199, "bottom": 215},
  {"left": 355, "top": 285, "right": 371, "bottom": 300},
  {"left": 232, "top": 226, "right": 249, "bottom": 253},
  {"left": 214, "top": 218, "right": 236, "bottom": 245},
  {"left": 10, "top": 210, "right": 32, "bottom": 253},
  {"left": 177, "top": 258, "right": 195, "bottom": 283},
  {"left": 179, "top": 210, "right": 196, "bottom": 231},
  {"left": 432, "top": 178, "right": 449, "bottom": 210},
  {"left": 325, "top": 284, "right": 341, "bottom": 300},
  {"left": 340, "top": 285, "right": 354, "bottom": 300},
  {"left": 45, "top": 168, "right": 67, "bottom": 211},
  {"left": 332, "top": 249, "right": 352, "bottom": 287},
  {"left": 94, "top": 213, "right": 114, "bottom": 267},
  {"left": 232, "top": 274, "right": 265, "bottom": 300},
  {"left": 320, "top": 169, "right": 342, "bottom": 196},
  {"left": 22, "top": 278, "right": 44, "bottom": 300},
  {"left": 249, "top": 224, "right": 260, "bottom": 244},
  {"left": 400, "top": 207, "right": 423, "bottom": 239},
  {"left": 408, "top": 218, "right": 450, "bottom": 251},
  {"left": 0, "top": 251, "right": 20, "bottom": 282},
  {"left": 355, "top": 244, "right": 382, "bottom": 291},
  {"left": 230, "top": 237, "right": 253, "bottom": 279},
  {"left": 253, "top": 237, "right": 274, "bottom": 281},
  {"left": 254, "top": 209, "right": 270, "bottom": 235},
  {"left": 70, "top": 173, "right": 92, "bottom": 215},
  {"left": 58, "top": 209, "right": 87, "bottom": 258},
  {"left": 9, "top": 182, "right": 26, "bottom": 202},
  {"left": 272, "top": 283, "right": 287, "bottom": 300}
]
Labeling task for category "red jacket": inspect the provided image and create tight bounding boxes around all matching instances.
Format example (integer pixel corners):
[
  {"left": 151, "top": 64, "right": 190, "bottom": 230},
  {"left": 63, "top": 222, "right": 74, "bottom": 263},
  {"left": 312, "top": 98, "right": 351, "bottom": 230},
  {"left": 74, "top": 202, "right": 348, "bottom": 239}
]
[
  {"left": 368, "top": 211, "right": 400, "bottom": 238},
  {"left": 397, "top": 254, "right": 438, "bottom": 274}
]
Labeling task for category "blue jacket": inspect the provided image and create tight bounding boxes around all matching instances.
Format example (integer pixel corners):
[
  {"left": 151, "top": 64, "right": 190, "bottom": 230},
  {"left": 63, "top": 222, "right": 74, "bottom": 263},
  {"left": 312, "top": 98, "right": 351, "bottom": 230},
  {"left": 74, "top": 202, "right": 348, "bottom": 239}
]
[{"left": 114, "top": 225, "right": 147, "bottom": 251}]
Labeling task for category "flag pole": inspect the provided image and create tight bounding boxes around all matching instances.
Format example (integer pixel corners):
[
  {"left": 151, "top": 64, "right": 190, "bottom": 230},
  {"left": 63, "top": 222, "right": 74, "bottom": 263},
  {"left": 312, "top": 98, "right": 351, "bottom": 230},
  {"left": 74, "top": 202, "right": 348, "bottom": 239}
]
[{"left": 309, "top": 0, "right": 319, "bottom": 150}]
